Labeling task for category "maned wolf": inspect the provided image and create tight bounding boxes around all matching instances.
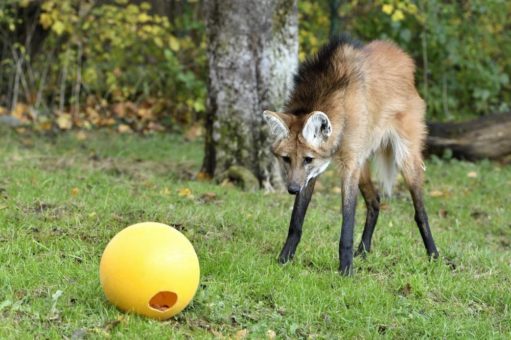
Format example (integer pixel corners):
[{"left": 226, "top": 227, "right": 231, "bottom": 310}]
[{"left": 263, "top": 36, "right": 439, "bottom": 275}]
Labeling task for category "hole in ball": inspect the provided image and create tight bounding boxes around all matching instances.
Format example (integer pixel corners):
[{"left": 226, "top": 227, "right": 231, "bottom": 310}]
[{"left": 149, "top": 291, "right": 178, "bottom": 312}]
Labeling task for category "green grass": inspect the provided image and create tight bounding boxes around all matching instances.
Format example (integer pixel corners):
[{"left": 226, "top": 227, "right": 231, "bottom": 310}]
[{"left": 1, "top": 126, "right": 510, "bottom": 338}]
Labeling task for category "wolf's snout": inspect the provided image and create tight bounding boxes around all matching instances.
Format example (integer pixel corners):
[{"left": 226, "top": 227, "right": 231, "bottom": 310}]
[{"left": 287, "top": 183, "right": 301, "bottom": 195}]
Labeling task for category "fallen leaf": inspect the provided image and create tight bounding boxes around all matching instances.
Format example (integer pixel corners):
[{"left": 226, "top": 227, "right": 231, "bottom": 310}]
[
  {"left": 200, "top": 192, "right": 217, "bottom": 203},
  {"left": 38, "top": 120, "right": 53, "bottom": 131},
  {"left": 137, "top": 108, "right": 153, "bottom": 120},
  {"left": 379, "top": 202, "right": 390, "bottom": 211},
  {"left": 147, "top": 121, "right": 165, "bottom": 132},
  {"left": 467, "top": 171, "right": 477, "bottom": 178},
  {"left": 118, "top": 124, "right": 132, "bottom": 134},
  {"left": 11, "top": 103, "right": 29, "bottom": 122},
  {"left": 112, "top": 103, "right": 126, "bottom": 118},
  {"left": 178, "top": 188, "right": 193, "bottom": 198},
  {"left": 429, "top": 190, "right": 445, "bottom": 197},
  {"left": 160, "top": 187, "right": 171, "bottom": 196},
  {"left": 76, "top": 131, "right": 87, "bottom": 141},
  {"left": 331, "top": 186, "right": 342, "bottom": 194},
  {"left": 71, "top": 187, "right": 80, "bottom": 197},
  {"left": 184, "top": 124, "right": 204, "bottom": 141},
  {"left": 235, "top": 329, "right": 248, "bottom": 340},
  {"left": 102, "top": 316, "right": 124, "bottom": 332},
  {"left": 196, "top": 171, "right": 211, "bottom": 181},
  {"left": 56, "top": 113, "right": 73, "bottom": 130}
]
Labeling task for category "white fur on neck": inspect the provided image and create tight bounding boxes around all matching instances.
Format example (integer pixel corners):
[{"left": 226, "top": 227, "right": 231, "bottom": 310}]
[{"left": 304, "top": 160, "right": 331, "bottom": 188}]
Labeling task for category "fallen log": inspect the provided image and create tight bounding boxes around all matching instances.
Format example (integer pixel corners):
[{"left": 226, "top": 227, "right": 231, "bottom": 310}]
[{"left": 425, "top": 112, "right": 511, "bottom": 161}]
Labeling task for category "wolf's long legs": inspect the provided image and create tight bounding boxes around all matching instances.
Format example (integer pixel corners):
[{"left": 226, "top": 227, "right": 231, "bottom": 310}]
[
  {"left": 402, "top": 159, "right": 439, "bottom": 258},
  {"left": 355, "top": 164, "right": 381, "bottom": 257},
  {"left": 278, "top": 177, "right": 317, "bottom": 264},
  {"left": 339, "top": 167, "right": 361, "bottom": 275}
]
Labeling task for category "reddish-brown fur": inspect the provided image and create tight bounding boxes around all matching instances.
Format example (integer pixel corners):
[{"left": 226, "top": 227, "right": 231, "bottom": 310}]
[{"left": 264, "top": 37, "right": 439, "bottom": 274}]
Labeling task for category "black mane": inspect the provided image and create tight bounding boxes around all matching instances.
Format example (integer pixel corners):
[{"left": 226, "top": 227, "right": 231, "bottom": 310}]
[
  {"left": 294, "top": 35, "right": 363, "bottom": 86},
  {"left": 287, "top": 35, "right": 363, "bottom": 114}
]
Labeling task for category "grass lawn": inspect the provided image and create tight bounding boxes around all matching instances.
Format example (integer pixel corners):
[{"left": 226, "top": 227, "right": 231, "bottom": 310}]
[{"left": 1, "top": 126, "right": 510, "bottom": 338}]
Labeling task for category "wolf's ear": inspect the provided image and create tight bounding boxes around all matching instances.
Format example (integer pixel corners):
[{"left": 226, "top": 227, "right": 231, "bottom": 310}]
[
  {"left": 302, "top": 111, "right": 332, "bottom": 147},
  {"left": 263, "top": 110, "right": 289, "bottom": 141}
]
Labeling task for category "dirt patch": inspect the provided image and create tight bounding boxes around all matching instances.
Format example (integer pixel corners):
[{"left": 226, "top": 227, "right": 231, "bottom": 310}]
[{"left": 35, "top": 152, "right": 198, "bottom": 181}]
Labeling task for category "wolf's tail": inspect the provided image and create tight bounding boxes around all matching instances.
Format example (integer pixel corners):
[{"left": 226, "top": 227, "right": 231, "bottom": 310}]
[{"left": 373, "top": 131, "right": 409, "bottom": 197}]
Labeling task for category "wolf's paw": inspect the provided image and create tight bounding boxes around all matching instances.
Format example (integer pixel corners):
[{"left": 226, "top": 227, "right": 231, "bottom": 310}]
[
  {"left": 354, "top": 248, "right": 368, "bottom": 259},
  {"left": 278, "top": 246, "right": 296, "bottom": 264}
]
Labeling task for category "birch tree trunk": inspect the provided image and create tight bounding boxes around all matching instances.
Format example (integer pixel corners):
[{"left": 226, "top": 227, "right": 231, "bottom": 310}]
[{"left": 202, "top": 0, "right": 298, "bottom": 191}]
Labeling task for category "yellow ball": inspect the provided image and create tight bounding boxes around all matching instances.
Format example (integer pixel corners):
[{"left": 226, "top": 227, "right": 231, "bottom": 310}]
[{"left": 99, "top": 222, "right": 200, "bottom": 320}]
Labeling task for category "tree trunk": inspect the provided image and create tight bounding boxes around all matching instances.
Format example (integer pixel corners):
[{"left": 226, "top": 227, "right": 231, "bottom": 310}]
[
  {"left": 426, "top": 112, "right": 511, "bottom": 161},
  {"left": 202, "top": 0, "right": 298, "bottom": 190}
]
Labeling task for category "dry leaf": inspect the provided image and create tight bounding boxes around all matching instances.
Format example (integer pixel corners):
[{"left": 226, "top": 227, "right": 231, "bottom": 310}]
[
  {"left": 56, "top": 113, "right": 72, "bottom": 130},
  {"left": 196, "top": 171, "right": 211, "bottom": 181},
  {"left": 147, "top": 121, "right": 165, "bottom": 132},
  {"left": 467, "top": 171, "right": 477, "bottom": 178},
  {"left": 235, "top": 329, "right": 248, "bottom": 340},
  {"left": 178, "top": 188, "right": 193, "bottom": 198},
  {"left": 379, "top": 202, "right": 390, "bottom": 211},
  {"left": 331, "top": 186, "right": 342, "bottom": 194},
  {"left": 200, "top": 192, "right": 217, "bottom": 203},
  {"left": 137, "top": 108, "right": 153, "bottom": 120},
  {"left": 118, "top": 124, "right": 132, "bottom": 134},
  {"left": 76, "top": 131, "right": 87, "bottom": 141},
  {"left": 112, "top": 103, "right": 126, "bottom": 118},
  {"left": 11, "top": 103, "right": 29, "bottom": 122},
  {"left": 38, "top": 121, "right": 53, "bottom": 131},
  {"left": 71, "top": 187, "right": 80, "bottom": 197},
  {"left": 184, "top": 124, "right": 204, "bottom": 141},
  {"left": 429, "top": 190, "right": 445, "bottom": 197}
]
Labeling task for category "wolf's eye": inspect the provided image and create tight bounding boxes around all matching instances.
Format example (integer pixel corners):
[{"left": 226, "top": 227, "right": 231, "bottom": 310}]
[
  {"left": 304, "top": 157, "right": 314, "bottom": 164},
  {"left": 282, "top": 156, "right": 291, "bottom": 164}
]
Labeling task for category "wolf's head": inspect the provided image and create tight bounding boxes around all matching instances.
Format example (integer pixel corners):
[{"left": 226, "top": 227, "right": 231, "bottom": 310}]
[{"left": 263, "top": 110, "right": 333, "bottom": 194}]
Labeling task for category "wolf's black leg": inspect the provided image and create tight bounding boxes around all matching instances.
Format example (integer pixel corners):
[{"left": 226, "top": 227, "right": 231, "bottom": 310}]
[
  {"left": 355, "top": 165, "right": 380, "bottom": 257},
  {"left": 339, "top": 169, "right": 361, "bottom": 275},
  {"left": 402, "top": 159, "right": 439, "bottom": 259},
  {"left": 278, "top": 177, "right": 316, "bottom": 264},
  {"left": 410, "top": 186, "right": 439, "bottom": 258}
]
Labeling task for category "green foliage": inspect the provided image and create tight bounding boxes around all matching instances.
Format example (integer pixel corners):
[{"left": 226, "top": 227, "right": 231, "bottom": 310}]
[
  {"left": 0, "top": 0, "right": 206, "bottom": 127},
  {"left": 1, "top": 0, "right": 510, "bottom": 125},
  {"left": 300, "top": 0, "right": 511, "bottom": 120}
]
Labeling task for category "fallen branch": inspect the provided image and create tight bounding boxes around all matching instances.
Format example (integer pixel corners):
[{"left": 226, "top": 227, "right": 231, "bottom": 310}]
[{"left": 426, "top": 112, "right": 511, "bottom": 161}]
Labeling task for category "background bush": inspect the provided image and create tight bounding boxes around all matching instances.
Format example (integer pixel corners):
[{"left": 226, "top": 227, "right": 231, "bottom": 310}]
[{"left": 0, "top": 0, "right": 510, "bottom": 131}]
